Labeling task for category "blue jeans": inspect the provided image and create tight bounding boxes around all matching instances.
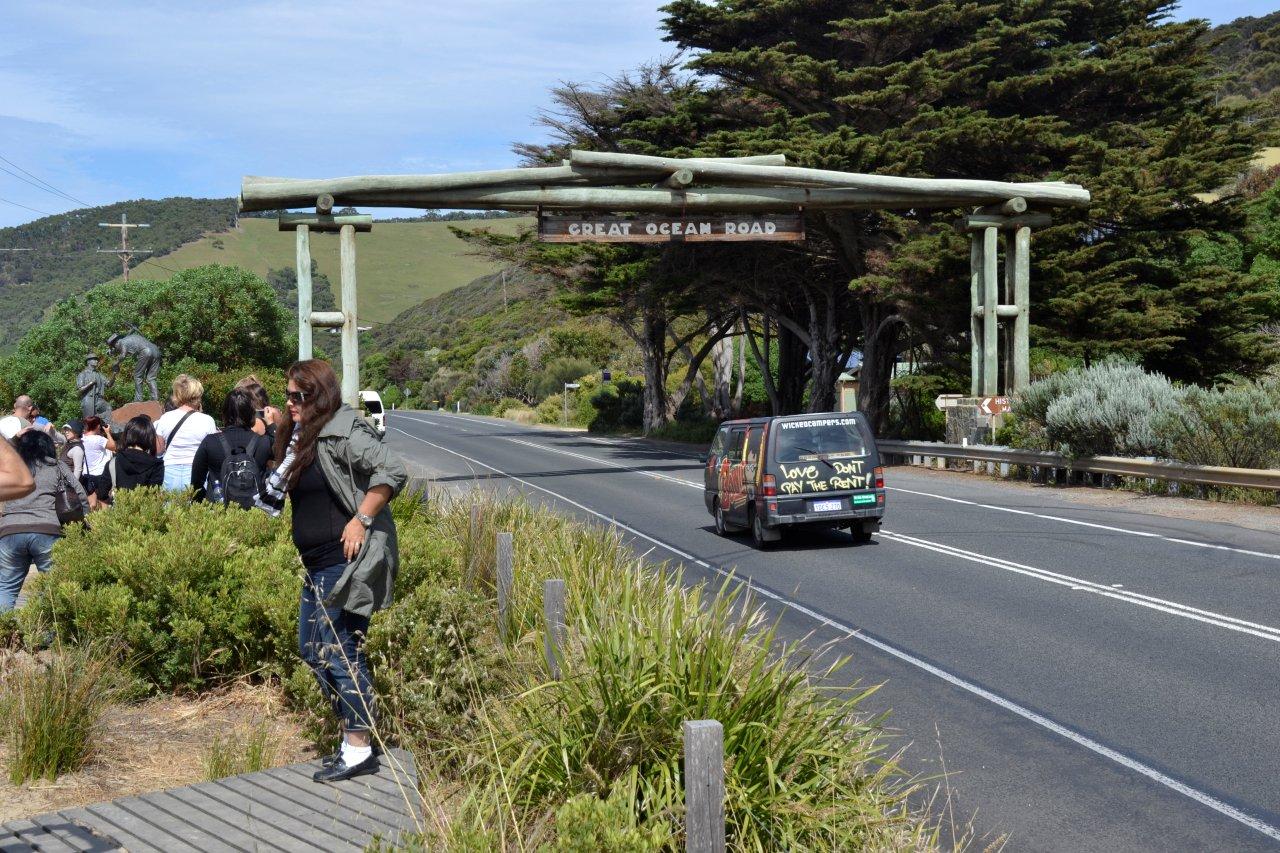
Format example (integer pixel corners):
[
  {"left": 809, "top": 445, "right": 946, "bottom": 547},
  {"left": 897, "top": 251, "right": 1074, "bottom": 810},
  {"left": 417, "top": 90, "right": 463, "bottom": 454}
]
[
  {"left": 0, "top": 533, "right": 58, "bottom": 612},
  {"left": 163, "top": 463, "right": 191, "bottom": 492},
  {"left": 299, "top": 562, "right": 374, "bottom": 732}
]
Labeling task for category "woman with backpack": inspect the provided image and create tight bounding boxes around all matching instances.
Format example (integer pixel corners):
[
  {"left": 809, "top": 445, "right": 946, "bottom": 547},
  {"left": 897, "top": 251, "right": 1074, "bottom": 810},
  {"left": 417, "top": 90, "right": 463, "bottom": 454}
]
[
  {"left": 0, "top": 429, "right": 88, "bottom": 611},
  {"left": 258, "top": 359, "right": 406, "bottom": 783},
  {"left": 191, "top": 389, "right": 271, "bottom": 507},
  {"left": 113, "top": 415, "right": 165, "bottom": 491},
  {"left": 154, "top": 374, "right": 217, "bottom": 493}
]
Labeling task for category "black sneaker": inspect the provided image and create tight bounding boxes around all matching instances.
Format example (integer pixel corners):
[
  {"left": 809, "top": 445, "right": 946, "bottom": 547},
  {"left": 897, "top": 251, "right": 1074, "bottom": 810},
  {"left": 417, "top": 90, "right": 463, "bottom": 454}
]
[{"left": 312, "top": 752, "right": 379, "bottom": 783}]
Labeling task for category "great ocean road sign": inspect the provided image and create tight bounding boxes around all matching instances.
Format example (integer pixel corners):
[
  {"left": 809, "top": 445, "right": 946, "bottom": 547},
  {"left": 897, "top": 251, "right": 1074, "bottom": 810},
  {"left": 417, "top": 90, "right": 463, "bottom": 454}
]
[{"left": 538, "top": 213, "right": 804, "bottom": 243}]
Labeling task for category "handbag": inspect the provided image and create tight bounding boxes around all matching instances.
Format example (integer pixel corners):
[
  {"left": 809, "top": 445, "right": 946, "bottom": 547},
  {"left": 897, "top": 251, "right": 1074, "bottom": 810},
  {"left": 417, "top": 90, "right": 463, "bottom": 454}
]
[{"left": 54, "top": 462, "right": 86, "bottom": 525}]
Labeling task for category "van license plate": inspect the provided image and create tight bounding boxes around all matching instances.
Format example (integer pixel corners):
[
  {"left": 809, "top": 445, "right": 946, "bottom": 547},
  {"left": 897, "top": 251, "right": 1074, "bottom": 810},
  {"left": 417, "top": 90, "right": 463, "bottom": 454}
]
[{"left": 811, "top": 499, "right": 843, "bottom": 513}]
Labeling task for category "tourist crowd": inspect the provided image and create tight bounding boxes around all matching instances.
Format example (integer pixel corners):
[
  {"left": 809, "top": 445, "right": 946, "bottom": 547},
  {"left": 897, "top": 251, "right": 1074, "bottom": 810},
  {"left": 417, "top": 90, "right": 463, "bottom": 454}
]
[{"left": 0, "top": 361, "right": 407, "bottom": 783}]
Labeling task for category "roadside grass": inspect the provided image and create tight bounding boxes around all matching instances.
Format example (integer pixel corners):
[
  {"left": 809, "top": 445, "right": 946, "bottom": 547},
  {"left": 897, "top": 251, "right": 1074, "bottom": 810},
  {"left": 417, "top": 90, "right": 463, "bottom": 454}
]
[
  {"left": 1, "top": 643, "right": 126, "bottom": 784},
  {"left": 369, "top": 493, "right": 944, "bottom": 849}
]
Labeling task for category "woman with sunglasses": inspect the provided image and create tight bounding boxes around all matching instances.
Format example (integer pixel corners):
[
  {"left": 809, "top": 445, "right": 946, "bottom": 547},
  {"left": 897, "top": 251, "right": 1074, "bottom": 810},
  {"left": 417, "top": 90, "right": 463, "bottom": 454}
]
[{"left": 261, "top": 359, "right": 407, "bottom": 783}]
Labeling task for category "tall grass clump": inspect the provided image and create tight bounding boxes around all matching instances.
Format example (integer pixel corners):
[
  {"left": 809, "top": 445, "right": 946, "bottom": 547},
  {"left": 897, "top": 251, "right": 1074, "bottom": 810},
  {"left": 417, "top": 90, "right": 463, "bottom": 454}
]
[
  {"left": 203, "top": 721, "right": 277, "bottom": 780},
  {"left": 2, "top": 643, "right": 125, "bottom": 783},
  {"left": 411, "top": 495, "right": 934, "bottom": 850}
]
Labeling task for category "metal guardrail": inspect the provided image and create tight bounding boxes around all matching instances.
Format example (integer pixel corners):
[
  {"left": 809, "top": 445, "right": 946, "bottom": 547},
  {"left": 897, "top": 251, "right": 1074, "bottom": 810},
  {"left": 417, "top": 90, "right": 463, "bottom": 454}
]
[{"left": 877, "top": 440, "right": 1280, "bottom": 492}]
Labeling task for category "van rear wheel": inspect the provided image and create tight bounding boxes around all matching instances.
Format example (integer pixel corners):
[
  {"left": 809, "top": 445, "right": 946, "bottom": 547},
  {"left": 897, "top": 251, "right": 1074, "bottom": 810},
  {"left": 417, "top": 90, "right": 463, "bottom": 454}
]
[
  {"left": 751, "top": 508, "right": 775, "bottom": 550},
  {"left": 848, "top": 525, "right": 873, "bottom": 544},
  {"left": 714, "top": 499, "right": 731, "bottom": 537}
]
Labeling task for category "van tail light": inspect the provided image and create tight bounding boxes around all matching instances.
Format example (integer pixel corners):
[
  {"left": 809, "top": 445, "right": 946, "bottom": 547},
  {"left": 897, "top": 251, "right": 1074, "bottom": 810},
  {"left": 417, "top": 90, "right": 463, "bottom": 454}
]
[
  {"left": 762, "top": 475, "right": 777, "bottom": 497},
  {"left": 874, "top": 466, "right": 885, "bottom": 489}
]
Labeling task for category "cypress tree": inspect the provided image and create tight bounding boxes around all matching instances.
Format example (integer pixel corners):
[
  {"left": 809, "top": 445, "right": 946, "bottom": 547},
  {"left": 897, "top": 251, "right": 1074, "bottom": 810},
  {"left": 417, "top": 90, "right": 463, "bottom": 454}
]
[{"left": 662, "top": 0, "right": 1275, "bottom": 428}]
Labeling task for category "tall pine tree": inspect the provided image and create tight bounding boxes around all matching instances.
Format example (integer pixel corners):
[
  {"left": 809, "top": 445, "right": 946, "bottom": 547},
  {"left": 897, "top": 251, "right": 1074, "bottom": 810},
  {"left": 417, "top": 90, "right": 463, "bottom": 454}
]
[{"left": 663, "top": 0, "right": 1275, "bottom": 429}]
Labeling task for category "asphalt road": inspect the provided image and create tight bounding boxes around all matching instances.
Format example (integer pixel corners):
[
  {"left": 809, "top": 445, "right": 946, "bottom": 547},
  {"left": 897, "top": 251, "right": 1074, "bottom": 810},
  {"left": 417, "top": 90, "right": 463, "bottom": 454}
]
[{"left": 385, "top": 409, "right": 1280, "bottom": 851}]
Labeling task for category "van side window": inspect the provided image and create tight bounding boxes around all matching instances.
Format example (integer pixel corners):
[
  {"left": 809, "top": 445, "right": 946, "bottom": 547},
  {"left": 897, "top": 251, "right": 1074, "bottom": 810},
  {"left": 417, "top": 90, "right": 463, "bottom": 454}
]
[
  {"left": 709, "top": 428, "right": 727, "bottom": 457},
  {"left": 745, "top": 426, "right": 763, "bottom": 466},
  {"left": 729, "top": 428, "right": 747, "bottom": 459}
]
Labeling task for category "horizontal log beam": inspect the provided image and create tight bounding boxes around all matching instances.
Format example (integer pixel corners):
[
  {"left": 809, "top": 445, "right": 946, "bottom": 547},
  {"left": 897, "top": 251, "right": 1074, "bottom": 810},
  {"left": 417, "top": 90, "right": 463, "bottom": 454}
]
[
  {"left": 569, "top": 150, "right": 1091, "bottom": 207},
  {"left": 278, "top": 213, "right": 373, "bottom": 233},
  {"left": 958, "top": 213, "right": 1053, "bottom": 231},
  {"left": 340, "top": 186, "right": 987, "bottom": 212},
  {"left": 309, "top": 311, "right": 345, "bottom": 327},
  {"left": 243, "top": 166, "right": 669, "bottom": 212}
]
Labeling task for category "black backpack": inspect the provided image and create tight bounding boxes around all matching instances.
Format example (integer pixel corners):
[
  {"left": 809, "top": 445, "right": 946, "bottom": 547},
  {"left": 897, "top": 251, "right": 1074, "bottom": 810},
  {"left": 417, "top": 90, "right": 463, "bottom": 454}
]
[{"left": 217, "top": 432, "right": 263, "bottom": 508}]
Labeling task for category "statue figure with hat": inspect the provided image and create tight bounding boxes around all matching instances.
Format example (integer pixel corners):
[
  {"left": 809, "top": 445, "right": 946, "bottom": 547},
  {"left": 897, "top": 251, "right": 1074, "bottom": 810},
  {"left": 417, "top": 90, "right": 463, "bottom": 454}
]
[
  {"left": 75, "top": 353, "right": 114, "bottom": 421},
  {"left": 106, "top": 328, "right": 163, "bottom": 402}
]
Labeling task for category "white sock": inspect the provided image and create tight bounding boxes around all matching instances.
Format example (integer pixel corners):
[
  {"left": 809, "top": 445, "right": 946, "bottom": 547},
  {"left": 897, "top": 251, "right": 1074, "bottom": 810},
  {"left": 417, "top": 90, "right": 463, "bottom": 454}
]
[{"left": 341, "top": 740, "right": 372, "bottom": 766}]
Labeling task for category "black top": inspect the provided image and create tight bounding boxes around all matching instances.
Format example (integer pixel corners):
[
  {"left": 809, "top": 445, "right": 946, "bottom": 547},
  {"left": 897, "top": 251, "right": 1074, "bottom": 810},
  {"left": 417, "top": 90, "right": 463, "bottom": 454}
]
[
  {"left": 190, "top": 427, "right": 272, "bottom": 500},
  {"left": 114, "top": 448, "right": 165, "bottom": 490},
  {"left": 290, "top": 462, "right": 348, "bottom": 570}
]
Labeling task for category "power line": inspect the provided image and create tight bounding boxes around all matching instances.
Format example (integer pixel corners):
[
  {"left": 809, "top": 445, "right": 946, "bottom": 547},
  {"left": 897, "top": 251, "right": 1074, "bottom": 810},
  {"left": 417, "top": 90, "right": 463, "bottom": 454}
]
[
  {"left": 0, "top": 154, "right": 90, "bottom": 206},
  {"left": 0, "top": 161, "right": 85, "bottom": 208},
  {"left": 0, "top": 196, "right": 52, "bottom": 216}
]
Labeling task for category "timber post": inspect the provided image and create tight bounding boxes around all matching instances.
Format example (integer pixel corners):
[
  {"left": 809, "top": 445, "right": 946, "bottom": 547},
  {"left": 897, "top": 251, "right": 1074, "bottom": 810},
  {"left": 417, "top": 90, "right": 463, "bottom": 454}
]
[
  {"left": 683, "top": 719, "right": 726, "bottom": 852},
  {"left": 543, "top": 579, "right": 566, "bottom": 680},
  {"left": 280, "top": 213, "right": 372, "bottom": 403},
  {"left": 964, "top": 209, "right": 1046, "bottom": 397}
]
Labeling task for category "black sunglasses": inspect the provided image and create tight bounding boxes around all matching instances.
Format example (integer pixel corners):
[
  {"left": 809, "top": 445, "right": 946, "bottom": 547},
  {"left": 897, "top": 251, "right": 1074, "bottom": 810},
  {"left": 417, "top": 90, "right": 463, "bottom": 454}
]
[{"left": 286, "top": 390, "right": 308, "bottom": 404}]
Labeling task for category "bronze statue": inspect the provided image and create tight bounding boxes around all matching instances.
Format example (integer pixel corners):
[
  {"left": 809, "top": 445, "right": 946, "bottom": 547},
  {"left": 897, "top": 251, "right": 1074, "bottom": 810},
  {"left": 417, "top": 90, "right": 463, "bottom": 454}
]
[
  {"left": 106, "top": 330, "right": 162, "bottom": 402},
  {"left": 75, "top": 354, "right": 113, "bottom": 420}
]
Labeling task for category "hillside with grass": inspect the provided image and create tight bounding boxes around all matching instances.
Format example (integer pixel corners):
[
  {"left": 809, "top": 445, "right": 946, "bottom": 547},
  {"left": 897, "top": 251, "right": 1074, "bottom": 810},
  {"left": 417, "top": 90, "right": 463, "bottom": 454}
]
[
  {"left": 111, "top": 215, "right": 532, "bottom": 325},
  {"left": 0, "top": 197, "right": 530, "bottom": 353}
]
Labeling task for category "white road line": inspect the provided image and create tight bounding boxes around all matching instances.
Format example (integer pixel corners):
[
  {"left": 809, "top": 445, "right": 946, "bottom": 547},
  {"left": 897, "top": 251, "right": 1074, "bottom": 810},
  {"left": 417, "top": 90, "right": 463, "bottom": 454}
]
[
  {"left": 387, "top": 424, "right": 1280, "bottom": 844},
  {"left": 400, "top": 420, "right": 1280, "bottom": 641},
  {"left": 889, "top": 485, "right": 1280, "bottom": 562},
  {"left": 879, "top": 531, "right": 1280, "bottom": 644}
]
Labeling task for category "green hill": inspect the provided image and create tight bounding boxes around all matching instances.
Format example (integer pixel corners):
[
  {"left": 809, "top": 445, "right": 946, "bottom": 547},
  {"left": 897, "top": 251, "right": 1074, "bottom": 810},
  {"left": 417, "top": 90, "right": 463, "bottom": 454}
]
[
  {"left": 0, "top": 196, "right": 531, "bottom": 353},
  {"left": 109, "top": 216, "right": 532, "bottom": 326}
]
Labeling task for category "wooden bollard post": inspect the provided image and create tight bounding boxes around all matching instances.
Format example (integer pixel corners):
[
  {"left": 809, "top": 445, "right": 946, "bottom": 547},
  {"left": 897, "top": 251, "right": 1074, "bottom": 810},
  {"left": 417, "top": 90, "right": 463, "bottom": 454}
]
[
  {"left": 543, "top": 579, "right": 566, "bottom": 679},
  {"left": 496, "top": 532, "right": 514, "bottom": 643},
  {"left": 468, "top": 503, "right": 481, "bottom": 574},
  {"left": 683, "top": 719, "right": 726, "bottom": 853}
]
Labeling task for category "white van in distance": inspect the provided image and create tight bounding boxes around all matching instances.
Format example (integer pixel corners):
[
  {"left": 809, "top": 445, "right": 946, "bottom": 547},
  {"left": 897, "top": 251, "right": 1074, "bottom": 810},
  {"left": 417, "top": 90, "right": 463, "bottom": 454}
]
[{"left": 359, "top": 389, "right": 385, "bottom": 436}]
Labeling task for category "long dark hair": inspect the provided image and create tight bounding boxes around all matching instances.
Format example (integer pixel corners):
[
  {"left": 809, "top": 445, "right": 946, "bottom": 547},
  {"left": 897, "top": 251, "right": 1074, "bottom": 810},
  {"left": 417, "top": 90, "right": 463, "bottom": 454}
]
[
  {"left": 223, "top": 388, "right": 256, "bottom": 430},
  {"left": 16, "top": 429, "right": 57, "bottom": 473},
  {"left": 122, "top": 415, "right": 157, "bottom": 455},
  {"left": 274, "top": 359, "right": 342, "bottom": 488}
]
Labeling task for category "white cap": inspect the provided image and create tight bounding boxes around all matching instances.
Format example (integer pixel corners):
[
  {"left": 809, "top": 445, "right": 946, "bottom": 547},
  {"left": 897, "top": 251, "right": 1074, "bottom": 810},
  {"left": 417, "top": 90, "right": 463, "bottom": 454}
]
[{"left": 0, "top": 415, "right": 22, "bottom": 440}]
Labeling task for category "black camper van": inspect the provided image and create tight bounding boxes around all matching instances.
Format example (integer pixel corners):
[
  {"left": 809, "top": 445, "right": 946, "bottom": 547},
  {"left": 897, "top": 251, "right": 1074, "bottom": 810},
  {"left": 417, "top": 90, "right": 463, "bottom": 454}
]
[{"left": 703, "top": 412, "right": 885, "bottom": 548}]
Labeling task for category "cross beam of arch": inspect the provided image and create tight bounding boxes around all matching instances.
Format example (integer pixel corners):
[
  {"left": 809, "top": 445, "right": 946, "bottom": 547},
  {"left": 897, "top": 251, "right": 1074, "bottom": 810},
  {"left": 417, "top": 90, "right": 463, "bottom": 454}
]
[{"left": 240, "top": 151, "right": 1090, "bottom": 404}]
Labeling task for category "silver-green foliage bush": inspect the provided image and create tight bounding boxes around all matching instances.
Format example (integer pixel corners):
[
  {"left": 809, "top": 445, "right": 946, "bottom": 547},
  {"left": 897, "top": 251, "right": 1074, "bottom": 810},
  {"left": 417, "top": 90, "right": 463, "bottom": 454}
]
[
  {"left": 1014, "top": 360, "right": 1185, "bottom": 457},
  {"left": 1156, "top": 381, "right": 1280, "bottom": 469}
]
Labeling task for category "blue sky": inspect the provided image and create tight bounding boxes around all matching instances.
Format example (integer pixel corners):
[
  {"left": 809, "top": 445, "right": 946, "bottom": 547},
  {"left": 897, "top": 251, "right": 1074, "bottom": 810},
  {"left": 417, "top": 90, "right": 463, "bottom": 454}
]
[{"left": 0, "top": 0, "right": 1274, "bottom": 228}]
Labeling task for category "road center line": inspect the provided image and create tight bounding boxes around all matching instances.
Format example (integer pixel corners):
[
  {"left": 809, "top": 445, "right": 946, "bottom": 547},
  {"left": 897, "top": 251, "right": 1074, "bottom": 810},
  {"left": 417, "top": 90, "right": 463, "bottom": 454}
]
[
  {"left": 386, "top": 424, "right": 1280, "bottom": 844},
  {"left": 879, "top": 531, "right": 1280, "bottom": 643},
  {"left": 888, "top": 485, "right": 1280, "bottom": 562}
]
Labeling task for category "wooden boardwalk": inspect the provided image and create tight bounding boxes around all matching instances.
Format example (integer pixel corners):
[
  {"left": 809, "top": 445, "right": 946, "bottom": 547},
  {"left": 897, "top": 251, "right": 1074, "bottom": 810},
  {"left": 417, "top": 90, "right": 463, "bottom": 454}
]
[{"left": 0, "top": 749, "right": 424, "bottom": 852}]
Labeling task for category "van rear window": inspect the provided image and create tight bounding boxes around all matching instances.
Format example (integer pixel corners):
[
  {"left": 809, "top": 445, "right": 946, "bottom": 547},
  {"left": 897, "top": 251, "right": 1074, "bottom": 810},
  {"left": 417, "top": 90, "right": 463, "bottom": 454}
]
[
  {"left": 363, "top": 399, "right": 383, "bottom": 414},
  {"left": 774, "top": 418, "right": 866, "bottom": 463}
]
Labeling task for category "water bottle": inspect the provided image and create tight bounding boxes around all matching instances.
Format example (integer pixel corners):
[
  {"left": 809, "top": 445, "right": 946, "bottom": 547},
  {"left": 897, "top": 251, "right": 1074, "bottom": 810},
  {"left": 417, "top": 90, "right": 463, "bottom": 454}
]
[{"left": 209, "top": 479, "right": 224, "bottom": 504}]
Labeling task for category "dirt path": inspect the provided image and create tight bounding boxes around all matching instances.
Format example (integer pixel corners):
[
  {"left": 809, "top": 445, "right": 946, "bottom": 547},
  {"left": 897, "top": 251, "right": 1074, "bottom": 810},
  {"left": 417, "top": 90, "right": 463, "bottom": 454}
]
[{"left": 0, "top": 679, "right": 316, "bottom": 824}]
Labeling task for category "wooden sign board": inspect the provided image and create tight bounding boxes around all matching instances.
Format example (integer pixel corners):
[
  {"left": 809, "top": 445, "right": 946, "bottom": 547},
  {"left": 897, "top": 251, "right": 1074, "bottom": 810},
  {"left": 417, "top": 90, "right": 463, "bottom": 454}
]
[
  {"left": 979, "top": 396, "right": 1011, "bottom": 415},
  {"left": 539, "top": 213, "right": 804, "bottom": 243}
]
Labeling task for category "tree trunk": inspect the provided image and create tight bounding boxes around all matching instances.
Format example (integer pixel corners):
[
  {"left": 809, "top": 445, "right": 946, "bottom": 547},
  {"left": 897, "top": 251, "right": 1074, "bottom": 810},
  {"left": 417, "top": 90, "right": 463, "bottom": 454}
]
[
  {"left": 804, "top": 286, "right": 842, "bottom": 412},
  {"left": 776, "top": 323, "right": 808, "bottom": 414},
  {"left": 639, "top": 308, "right": 669, "bottom": 433},
  {"left": 857, "top": 300, "right": 903, "bottom": 435},
  {"left": 732, "top": 319, "right": 746, "bottom": 416},
  {"left": 742, "top": 310, "right": 780, "bottom": 413},
  {"left": 709, "top": 325, "right": 733, "bottom": 419}
]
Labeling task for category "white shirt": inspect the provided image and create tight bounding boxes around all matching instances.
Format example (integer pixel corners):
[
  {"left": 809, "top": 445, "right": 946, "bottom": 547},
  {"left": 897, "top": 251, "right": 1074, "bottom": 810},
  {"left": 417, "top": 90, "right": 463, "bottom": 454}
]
[
  {"left": 155, "top": 407, "right": 218, "bottom": 468},
  {"left": 83, "top": 434, "right": 110, "bottom": 475},
  {"left": 0, "top": 415, "right": 27, "bottom": 439}
]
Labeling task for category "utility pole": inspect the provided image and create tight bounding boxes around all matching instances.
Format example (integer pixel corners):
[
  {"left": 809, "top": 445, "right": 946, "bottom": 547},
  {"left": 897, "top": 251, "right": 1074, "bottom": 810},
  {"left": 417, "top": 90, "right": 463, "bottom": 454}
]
[{"left": 97, "top": 213, "right": 151, "bottom": 282}]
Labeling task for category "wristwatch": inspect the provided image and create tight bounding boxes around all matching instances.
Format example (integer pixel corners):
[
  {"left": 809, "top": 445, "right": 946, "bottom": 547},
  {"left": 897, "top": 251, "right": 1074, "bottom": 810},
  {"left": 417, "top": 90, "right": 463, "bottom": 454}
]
[{"left": 355, "top": 513, "right": 374, "bottom": 529}]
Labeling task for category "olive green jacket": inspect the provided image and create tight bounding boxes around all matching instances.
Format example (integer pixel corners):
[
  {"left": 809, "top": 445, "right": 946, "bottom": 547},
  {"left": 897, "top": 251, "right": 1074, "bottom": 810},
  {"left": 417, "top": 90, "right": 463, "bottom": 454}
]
[{"left": 314, "top": 405, "right": 408, "bottom": 616}]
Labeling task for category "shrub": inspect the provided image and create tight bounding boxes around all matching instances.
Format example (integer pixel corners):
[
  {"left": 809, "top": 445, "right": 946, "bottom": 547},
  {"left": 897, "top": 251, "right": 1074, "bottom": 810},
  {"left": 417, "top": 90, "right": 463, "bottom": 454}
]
[
  {"left": 589, "top": 378, "right": 644, "bottom": 432},
  {"left": 1156, "top": 381, "right": 1280, "bottom": 469},
  {"left": 1013, "top": 360, "right": 1186, "bottom": 456},
  {"left": 504, "top": 406, "right": 537, "bottom": 425},
  {"left": 533, "top": 357, "right": 595, "bottom": 400},
  {"left": 648, "top": 417, "right": 718, "bottom": 444},
  {"left": 536, "top": 395, "right": 566, "bottom": 425},
  {"left": 24, "top": 488, "right": 299, "bottom": 691},
  {"left": 365, "top": 583, "right": 501, "bottom": 757},
  {"left": 2, "top": 643, "right": 126, "bottom": 783},
  {"left": 491, "top": 397, "right": 526, "bottom": 417},
  {"left": 554, "top": 773, "right": 670, "bottom": 852}
]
